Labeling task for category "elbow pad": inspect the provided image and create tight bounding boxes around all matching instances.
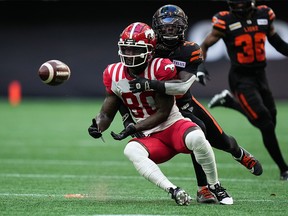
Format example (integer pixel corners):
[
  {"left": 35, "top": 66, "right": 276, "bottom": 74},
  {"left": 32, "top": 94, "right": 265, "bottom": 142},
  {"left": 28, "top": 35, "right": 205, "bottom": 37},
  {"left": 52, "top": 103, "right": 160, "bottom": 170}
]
[{"left": 268, "top": 33, "right": 288, "bottom": 56}]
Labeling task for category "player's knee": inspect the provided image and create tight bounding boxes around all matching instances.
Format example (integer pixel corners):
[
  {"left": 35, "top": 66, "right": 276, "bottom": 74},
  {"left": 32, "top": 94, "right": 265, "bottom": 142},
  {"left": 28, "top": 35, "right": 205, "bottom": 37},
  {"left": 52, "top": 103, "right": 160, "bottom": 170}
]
[
  {"left": 124, "top": 141, "right": 149, "bottom": 163},
  {"left": 252, "top": 110, "right": 275, "bottom": 130},
  {"left": 185, "top": 129, "right": 208, "bottom": 151}
]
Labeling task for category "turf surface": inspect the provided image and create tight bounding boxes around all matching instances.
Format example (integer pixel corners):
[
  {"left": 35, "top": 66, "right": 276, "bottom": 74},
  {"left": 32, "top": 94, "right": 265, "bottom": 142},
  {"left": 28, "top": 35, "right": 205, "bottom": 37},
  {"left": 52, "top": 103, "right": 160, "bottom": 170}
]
[{"left": 1, "top": 98, "right": 287, "bottom": 215}]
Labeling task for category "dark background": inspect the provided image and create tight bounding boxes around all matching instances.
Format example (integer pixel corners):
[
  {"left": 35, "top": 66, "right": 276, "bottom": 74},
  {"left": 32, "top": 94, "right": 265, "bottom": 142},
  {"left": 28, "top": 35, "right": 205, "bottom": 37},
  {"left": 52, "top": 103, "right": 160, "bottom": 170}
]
[{"left": 0, "top": 0, "right": 287, "bottom": 99}]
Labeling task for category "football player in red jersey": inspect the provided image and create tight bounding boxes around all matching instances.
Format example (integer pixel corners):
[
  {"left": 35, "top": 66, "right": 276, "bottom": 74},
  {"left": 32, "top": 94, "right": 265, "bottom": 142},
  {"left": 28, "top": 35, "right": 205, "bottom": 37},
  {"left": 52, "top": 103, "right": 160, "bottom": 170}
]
[
  {"left": 126, "top": 4, "right": 262, "bottom": 204},
  {"left": 201, "top": 0, "right": 288, "bottom": 180},
  {"left": 88, "top": 22, "right": 233, "bottom": 205}
]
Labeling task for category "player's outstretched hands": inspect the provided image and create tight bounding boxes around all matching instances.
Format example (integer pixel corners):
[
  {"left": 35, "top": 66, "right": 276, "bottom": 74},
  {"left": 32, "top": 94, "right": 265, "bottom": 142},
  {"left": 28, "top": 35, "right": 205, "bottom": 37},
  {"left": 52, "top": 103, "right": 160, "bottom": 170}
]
[
  {"left": 111, "top": 124, "right": 137, "bottom": 140},
  {"left": 88, "top": 118, "right": 102, "bottom": 139},
  {"left": 129, "top": 76, "right": 151, "bottom": 93}
]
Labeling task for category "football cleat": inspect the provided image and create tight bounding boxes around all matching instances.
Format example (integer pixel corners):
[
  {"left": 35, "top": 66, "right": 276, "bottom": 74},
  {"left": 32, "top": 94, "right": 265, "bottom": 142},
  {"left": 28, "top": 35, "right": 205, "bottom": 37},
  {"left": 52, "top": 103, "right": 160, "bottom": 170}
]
[
  {"left": 196, "top": 186, "right": 217, "bottom": 204},
  {"left": 235, "top": 147, "right": 263, "bottom": 176},
  {"left": 280, "top": 170, "right": 288, "bottom": 181},
  {"left": 209, "top": 183, "right": 233, "bottom": 205},
  {"left": 208, "top": 89, "right": 233, "bottom": 108},
  {"left": 169, "top": 187, "right": 192, "bottom": 206}
]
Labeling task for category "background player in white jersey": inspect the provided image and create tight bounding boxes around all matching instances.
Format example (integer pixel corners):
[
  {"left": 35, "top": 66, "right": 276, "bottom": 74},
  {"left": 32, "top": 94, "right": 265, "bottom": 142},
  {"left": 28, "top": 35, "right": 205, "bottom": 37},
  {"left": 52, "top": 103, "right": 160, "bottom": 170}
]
[{"left": 88, "top": 22, "right": 233, "bottom": 205}]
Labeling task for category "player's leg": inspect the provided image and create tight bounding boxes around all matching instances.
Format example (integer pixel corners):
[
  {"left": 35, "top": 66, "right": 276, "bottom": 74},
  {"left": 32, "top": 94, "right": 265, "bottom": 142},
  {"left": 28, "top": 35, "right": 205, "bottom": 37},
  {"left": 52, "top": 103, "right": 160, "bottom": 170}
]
[
  {"left": 235, "top": 74, "right": 288, "bottom": 180},
  {"left": 191, "top": 96, "right": 263, "bottom": 176},
  {"left": 180, "top": 109, "right": 216, "bottom": 203},
  {"left": 162, "top": 120, "right": 233, "bottom": 205},
  {"left": 124, "top": 138, "right": 191, "bottom": 205}
]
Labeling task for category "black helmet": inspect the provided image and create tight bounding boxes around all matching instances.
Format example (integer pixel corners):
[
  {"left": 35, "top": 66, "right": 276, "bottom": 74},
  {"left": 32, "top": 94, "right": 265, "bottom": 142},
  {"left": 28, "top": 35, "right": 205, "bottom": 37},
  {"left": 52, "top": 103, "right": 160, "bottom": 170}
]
[
  {"left": 227, "top": 0, "right": 255, "bottom": 17},
  {"left": 152, "top": 4, "right": 188, "bottom": 48}
]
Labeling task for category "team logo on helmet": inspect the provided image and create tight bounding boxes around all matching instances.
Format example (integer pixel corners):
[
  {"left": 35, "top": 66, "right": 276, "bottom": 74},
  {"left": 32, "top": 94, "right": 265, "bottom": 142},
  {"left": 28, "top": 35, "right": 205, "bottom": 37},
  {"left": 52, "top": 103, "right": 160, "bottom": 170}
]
[{"left": 145, "top": 29, "right": 155, "bottom": 40}]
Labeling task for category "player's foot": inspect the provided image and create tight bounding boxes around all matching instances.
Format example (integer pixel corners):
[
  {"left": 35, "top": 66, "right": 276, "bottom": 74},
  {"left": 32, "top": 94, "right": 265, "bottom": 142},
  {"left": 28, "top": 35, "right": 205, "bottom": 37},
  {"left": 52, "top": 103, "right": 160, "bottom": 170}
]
[
  {"left": 235, "top": 148, "right": 263, "bottom": 176},
  {"left": 169, "top": 187, "right": 192, "bottom": 206},
  {"left": 209, "top": 183, "right": 233, "bottom": 205},
  {"left": 280, "top": 170, "right": 288, "bottom": 181},
  {"left": 208, "top": 89, "right": 233, "bottom": 108},
  {"left": 196, "top": 186, "right": 217, "bottom": 204}
]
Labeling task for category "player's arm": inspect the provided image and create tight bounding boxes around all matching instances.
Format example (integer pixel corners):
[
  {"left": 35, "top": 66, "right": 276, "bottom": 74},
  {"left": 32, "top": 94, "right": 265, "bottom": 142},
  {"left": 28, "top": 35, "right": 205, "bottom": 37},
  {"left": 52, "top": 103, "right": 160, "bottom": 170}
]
[
  {"left": 129, "top": 67, "right": 197, "bottom": 96},
  {"left": 111, "top": 92, "right": 174, "bottom": 140},
  {"left": 164, "top": 71, "right": 197, "bottom": 95},
  {"left": 118, "top": 102, "right": 145, "bottom": 138},
  {"left": 88, "top": 92, "right": 121, "bottom": 139},
  {"left": 267, "top": 24, "right": 288, "bottom": 56},
  {"left": 200, "top": 28, "right": 224, "bottom": 60}
]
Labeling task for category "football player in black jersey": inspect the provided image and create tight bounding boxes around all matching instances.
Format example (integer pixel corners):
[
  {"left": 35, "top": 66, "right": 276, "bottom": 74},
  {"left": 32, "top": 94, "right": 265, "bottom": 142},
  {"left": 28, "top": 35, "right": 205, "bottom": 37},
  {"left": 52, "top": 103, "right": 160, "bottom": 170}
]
[
  {"left": 125, "top": 4, "right": 263, "bottom": 204},
  {"left": 201, "top": 0, "right": 288, "bottom": 181}
]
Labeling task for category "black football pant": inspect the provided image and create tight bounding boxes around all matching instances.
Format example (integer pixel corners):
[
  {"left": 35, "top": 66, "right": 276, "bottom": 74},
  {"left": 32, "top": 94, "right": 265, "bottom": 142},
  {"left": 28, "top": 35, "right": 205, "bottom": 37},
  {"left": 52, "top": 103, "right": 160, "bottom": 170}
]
[{"left": 228, "top": 68, "right": 288, "bottom": 173}]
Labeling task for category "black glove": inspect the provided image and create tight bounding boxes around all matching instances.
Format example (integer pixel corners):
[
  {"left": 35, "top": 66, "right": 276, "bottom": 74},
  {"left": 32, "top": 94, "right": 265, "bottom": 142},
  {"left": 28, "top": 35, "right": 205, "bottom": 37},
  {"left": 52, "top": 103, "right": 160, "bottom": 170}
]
[
  {"left": 88, "top": 118, "right": 102, "bottom": 139},
  {"left": 196, "top": 63, "right": 210, "bottom": 86},
  {"left": 122, "top": 113, "right": 145, "bottom": 138},
  {"left": 129, "top": 76, "right": 152, "bottom": 93},
  {"left": 111, "top": 124, "right": 137, "bottom": 140}
]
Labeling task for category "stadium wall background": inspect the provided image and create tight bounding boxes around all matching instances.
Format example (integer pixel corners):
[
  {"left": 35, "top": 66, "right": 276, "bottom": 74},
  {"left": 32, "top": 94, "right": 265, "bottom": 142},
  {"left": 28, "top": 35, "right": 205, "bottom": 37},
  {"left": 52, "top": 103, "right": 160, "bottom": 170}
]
[{"left": 0, "top": 0, "right": 287, "bottom": 99}]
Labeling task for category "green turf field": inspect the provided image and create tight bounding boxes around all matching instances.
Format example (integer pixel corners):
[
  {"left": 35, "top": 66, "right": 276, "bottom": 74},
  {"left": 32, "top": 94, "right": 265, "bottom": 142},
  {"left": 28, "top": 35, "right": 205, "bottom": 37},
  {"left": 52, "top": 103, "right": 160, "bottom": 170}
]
[{"left": 0, "top": 98, "right": 287, "bottom": 216}]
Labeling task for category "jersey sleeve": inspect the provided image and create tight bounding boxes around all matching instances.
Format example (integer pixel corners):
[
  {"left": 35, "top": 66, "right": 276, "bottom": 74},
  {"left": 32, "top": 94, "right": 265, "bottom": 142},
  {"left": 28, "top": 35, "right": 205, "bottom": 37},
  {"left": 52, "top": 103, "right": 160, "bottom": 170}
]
[
  {"left": 181, "top": 41, "right": 203, "bottom": 74},
  {"left": 257, "top": 5, "right": 275, "bottom": 22},
  {"left": 102, "top": 65, "right": 113, "bottom": 94},
  {"left": 212, "top": 11, "right": 230, "bottom": 32},
  {"left": 154, "top": 58, "right": 178, "bottom": 81}
]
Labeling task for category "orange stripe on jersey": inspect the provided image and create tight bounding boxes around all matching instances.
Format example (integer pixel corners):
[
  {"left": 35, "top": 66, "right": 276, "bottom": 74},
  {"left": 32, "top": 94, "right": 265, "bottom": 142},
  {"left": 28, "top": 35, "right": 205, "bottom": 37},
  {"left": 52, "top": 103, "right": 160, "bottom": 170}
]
[
  {"left": 257, "top": 5, "right": 267, "bottom": 9},
  {"left": 191, "top": 96, "right": 223, "bottom": 134},
  {"left": 237, "top": 93, "right": 258, "bottom": 119},
  {"left": 219, "top": 11, "right": 229, "bottom": 16},
  {"left": 268, "top": 9, "right": 275, "bottom": 20},
  {"left": 212, "top": 16, "right": 226, "bottom": 30},
  {"left": 190, "top": 50, "right": 202, "bottom": 62}
]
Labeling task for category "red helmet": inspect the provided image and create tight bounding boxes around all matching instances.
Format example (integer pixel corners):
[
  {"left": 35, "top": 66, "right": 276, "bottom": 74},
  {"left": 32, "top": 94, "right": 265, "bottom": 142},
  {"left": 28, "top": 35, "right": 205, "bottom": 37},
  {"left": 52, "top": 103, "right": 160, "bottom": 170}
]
[{"left": 118, "top": 22, "right": 157, "bottom": 67}]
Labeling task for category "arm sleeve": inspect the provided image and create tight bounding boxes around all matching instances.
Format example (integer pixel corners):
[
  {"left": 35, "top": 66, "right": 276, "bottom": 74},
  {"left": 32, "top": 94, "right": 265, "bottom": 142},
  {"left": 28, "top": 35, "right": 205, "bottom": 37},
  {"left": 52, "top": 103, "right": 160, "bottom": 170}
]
[
  {"left": 164, "top": 74, "right": 197, "bottom": 95},
  {"left": 268, "top": 33, "right": 288, "bottom": 57}
]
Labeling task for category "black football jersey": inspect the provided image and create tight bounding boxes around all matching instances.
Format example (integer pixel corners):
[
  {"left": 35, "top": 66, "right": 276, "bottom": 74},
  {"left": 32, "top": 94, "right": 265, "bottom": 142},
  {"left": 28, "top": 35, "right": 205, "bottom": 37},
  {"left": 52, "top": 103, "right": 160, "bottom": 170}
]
[
  {"left": 155, "top": 41, "right": 203, "bottom": 108},
  {"left": 155, "top": 41, "right": 203, "bottom": 74},
  {"left": 212, "top": 5, "right": 275, "bottom": 68}
]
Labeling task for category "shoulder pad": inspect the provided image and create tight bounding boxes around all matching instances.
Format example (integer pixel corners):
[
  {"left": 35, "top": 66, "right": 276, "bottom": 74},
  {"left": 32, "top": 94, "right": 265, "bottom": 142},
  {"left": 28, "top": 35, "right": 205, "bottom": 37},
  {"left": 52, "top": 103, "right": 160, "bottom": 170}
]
[
  {"left": 257, "top": 5, "right": 275, "bottom": 21},
  {"left": 212, "top": 11, "right": 230, "bottom": 31}
]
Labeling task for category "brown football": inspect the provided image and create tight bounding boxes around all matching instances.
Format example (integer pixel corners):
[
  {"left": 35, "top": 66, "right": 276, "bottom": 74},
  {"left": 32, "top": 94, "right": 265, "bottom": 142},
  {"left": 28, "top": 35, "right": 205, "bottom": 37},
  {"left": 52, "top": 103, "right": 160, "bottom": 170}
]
[{"left": 38, "top": 60, "right": 71, "bottom": 86}]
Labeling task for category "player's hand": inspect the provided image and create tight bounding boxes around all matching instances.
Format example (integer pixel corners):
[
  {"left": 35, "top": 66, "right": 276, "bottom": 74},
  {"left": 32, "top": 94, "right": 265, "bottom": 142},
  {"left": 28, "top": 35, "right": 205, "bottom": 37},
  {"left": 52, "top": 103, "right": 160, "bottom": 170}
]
[
  {"left": 196, "top": 63, "right": 210, "bottom": 86},
  {"left": 88, "top": 118, "right": 102, "bottom": 139},
  {"left": 122, "top": 114, "right": 145, "bottom": 138},
  {"left": 111, "top": 124, "right": 137, "bottom": 140},
  {"left": 129, "top": 76, "right": 151, "bottom": 93},
  {"left": 196, "top": 72, "right": 208, "bottom": 86}
]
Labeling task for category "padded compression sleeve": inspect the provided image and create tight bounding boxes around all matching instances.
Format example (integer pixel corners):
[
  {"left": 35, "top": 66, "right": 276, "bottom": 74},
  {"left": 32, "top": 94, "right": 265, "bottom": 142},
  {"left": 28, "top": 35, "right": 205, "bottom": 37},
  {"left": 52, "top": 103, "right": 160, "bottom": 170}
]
[{"left": 165, "top": 75, "right": 197, "bottom": 96}]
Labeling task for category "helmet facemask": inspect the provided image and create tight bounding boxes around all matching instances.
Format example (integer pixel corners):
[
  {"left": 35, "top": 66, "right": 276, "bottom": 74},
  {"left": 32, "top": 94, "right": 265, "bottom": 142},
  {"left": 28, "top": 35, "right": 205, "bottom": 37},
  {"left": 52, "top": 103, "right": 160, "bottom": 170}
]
[
  {"left": 118, "top": 39, "right": 154, "bottom": 68},
  {"left": 118, "top": 22, "right": 156, "bottom": 69},
  {"left": 152, "top": 5, "right": 188, "bottom": 48}
]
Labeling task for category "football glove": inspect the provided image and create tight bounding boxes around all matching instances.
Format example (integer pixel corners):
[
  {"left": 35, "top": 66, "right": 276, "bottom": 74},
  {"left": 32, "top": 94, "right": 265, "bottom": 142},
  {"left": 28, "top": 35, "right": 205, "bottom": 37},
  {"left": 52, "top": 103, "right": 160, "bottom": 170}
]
[
  {"left": 111, "top": 124, "right": 137, "bottom": 140},
  {"left": 129, "top": 76, "right": 152, "bottom": 93},
  {"left": 196, "top": 63, "right": 210, "bottom": 86},
  {"left": 88, "top": 118, "right": 102, "bottom": 139},
  {"left": 122, "top": 113, "right": 145, "bottom": 138}
]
